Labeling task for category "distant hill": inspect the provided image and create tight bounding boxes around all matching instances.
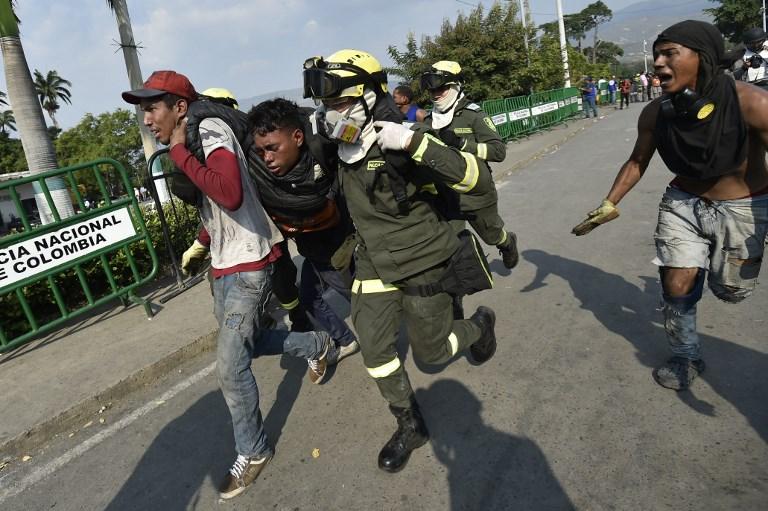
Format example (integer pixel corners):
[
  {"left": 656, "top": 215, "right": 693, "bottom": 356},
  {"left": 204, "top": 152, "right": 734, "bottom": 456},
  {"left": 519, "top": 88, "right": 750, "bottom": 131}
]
[{"left": 598, "top": 0, "right": 712, "bottom": 61}]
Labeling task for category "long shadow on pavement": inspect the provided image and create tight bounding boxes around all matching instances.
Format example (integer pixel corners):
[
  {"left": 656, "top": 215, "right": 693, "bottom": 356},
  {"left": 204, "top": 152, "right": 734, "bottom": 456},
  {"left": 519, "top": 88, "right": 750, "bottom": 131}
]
[
  {"left": 104, "top": 357, "right": 306, "bottom": 511},
  {"left": 103, "top": 391, "right": 233, "bottom": 511},
  {"left": 417, "top": 379, "right": 574, "bottom": 511},
  {"left": 523, "top": 249, "right": 768, "bottom": 442}
]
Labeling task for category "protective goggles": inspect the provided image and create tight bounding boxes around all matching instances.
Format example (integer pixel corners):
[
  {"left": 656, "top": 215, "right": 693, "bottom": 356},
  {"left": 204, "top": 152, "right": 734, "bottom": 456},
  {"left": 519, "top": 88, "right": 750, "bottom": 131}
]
[
  {"left": 303, "top": 57, "right": 386, "bottom": 99},
  {"left": 420, "top": 71, "right": 460, "bottom": 90}
]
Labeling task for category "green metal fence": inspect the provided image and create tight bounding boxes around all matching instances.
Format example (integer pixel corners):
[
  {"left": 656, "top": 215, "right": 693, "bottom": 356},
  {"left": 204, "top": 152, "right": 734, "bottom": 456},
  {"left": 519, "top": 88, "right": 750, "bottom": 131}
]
[
  {"left": 482, "top": 86, "right": 582, "bottom": 142},
  {"left": 0, "top": 159, "right": 159, "bottom": 353}
]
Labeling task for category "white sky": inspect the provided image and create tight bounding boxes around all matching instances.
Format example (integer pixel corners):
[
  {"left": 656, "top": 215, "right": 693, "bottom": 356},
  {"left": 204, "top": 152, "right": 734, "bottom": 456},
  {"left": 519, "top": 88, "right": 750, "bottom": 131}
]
[{"left": 0, "top": 0, "right": 641, "bottom": 129}]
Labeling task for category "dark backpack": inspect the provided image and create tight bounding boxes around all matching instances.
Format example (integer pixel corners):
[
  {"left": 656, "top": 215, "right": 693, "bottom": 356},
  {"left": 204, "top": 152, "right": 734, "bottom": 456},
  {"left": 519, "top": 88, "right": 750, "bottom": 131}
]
[{"left": 169, "top": 99, "right": 251, "bottom": 206}]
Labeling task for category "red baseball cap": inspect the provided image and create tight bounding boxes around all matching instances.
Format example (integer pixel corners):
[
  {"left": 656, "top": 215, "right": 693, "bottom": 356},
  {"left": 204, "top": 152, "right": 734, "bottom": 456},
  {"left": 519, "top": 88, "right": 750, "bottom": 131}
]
[{"left": 122, "top": 70, "right": 197, "bottom": 104}]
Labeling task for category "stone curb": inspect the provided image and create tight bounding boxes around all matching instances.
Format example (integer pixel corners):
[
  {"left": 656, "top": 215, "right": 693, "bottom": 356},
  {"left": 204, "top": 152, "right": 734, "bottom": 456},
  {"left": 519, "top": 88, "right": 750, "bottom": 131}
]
[{"left": 0, "top": 329, "right": 218, "bottom": 459}]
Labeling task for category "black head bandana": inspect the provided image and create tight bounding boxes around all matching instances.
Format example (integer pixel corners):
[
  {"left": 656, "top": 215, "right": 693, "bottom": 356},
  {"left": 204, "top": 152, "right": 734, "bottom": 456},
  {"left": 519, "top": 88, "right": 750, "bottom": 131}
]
[{"left": 653, "top": 20, "right": 748, "bottom": 180}]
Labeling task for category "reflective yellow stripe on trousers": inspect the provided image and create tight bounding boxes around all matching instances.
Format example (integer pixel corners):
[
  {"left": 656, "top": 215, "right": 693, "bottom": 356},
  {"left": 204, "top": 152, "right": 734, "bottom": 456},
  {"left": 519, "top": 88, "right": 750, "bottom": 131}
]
[
  {"left": 367, "top": 356, "right": 402, "bottom": 378},
  {"left": 280, "top": 297, "right": 300, "bottom": 310},
  {"left": 351, "top": 279, "right": 399, "bottom": 294}
]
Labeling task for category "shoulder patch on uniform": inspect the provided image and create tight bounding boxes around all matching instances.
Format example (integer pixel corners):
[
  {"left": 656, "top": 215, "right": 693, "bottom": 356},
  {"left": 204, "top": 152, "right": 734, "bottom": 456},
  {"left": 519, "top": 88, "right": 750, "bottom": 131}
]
[
  {"left": 367, "top": 160, "right": 386, "bottom": 171},
  {"left": 483, "top": 117, "right": 497, "bottom": 132},
  {"left": 466, "top": 103, "right": 481, "bottom": 111}
]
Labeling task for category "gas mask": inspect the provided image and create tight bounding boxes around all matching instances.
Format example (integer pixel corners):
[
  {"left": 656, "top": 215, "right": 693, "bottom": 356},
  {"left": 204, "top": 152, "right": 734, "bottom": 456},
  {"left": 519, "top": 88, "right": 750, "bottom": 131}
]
[{"left": 314, "top": 90, "right": 377, "bottom": 144}]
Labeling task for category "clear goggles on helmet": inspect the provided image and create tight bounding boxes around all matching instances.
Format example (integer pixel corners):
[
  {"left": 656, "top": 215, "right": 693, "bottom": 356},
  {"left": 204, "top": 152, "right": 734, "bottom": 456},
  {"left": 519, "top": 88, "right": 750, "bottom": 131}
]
[
  {"left": 302, "top": 57, "right": 387, "bottom": 99},
  {"left": 420, "top": 71, "right": 460, "bottom": 90}
]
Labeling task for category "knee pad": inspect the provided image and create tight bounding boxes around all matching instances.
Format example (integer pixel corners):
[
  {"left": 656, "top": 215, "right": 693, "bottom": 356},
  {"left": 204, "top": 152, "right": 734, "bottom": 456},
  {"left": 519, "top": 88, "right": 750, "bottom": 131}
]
[
  {"left": 660, "top": 268, "right": 705, "bottom": 314},
  {"left": 709, "top": 282, "right": 750, "bottom": 304}
]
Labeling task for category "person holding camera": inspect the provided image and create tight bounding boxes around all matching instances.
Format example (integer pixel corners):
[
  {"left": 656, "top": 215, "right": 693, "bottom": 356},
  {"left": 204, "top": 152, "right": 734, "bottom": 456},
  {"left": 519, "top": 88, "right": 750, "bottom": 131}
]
[{"left": 737, "top": 27, "right": 768, "bottom": 90}]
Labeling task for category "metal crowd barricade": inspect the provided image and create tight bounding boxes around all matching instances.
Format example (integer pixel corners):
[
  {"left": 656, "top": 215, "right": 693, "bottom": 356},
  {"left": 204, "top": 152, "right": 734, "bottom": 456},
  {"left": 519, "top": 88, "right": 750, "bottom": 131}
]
[
  {"left": 144, "top": 148, "right": 207, "bottom": 303},
  {"left": 481, "top": 98, "right": 512, "bottom": 141},
  {"left": 529, "top": 89, "right": 562, "bottom": 131},
  {"left": 504, "top": 95, "right": 532, "bottom": 140},
  {"left": 0, "top": 159, "right": 158, "bottom": 353}
]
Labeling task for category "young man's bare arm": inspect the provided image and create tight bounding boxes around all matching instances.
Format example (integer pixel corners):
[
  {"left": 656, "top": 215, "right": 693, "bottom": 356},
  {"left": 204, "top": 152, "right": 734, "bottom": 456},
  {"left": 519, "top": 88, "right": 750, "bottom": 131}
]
[
  {"left": 736, "top": 81, "right": 768, "bottom": 147},
  {"left": 571, "top": 101, "right": 659, "bottom": 236},
  {"left": 606, "top": 101, "right": 659, "bottom": 204}
]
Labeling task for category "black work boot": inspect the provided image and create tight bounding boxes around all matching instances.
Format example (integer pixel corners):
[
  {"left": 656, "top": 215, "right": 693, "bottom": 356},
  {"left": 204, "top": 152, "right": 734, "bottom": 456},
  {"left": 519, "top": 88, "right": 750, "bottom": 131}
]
[
  {"left": 288, "top": 305, "right": 313, "bottom": 332},
  {"left": 378, "top": 399, "right": 430, "bottom": 473},
  {"left": 498, "top": 231, "right": 519, "bottom": 269},
  {"left": 469, "top": 306, "right": 497, "bottom": 364}
]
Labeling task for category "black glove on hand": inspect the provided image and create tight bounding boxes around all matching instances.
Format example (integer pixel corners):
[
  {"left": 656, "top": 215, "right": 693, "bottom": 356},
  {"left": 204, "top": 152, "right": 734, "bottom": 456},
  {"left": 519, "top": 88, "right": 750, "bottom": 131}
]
[{"left": 439, "top": 127, "right": 464, "bottom": 149}]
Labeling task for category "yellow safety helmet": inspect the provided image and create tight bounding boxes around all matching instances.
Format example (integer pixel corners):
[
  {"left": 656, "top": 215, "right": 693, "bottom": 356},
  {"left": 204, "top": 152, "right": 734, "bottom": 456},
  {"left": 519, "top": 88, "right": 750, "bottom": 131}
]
[
  {"left": 200, "top": 87, "right": 238, "bottom": 109},
  {"left": 420, "top": 60, "right": 463, "bottom": 90},
  {"left": 303, "top": 49, "right": 388, "bottom": 100}
]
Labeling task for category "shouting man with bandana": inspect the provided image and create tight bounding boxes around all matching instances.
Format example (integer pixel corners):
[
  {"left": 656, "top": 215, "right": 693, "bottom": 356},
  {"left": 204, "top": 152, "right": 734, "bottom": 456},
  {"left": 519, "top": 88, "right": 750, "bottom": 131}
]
[{"left": 572, "top": 20, "right": 768, "bottom": 391}]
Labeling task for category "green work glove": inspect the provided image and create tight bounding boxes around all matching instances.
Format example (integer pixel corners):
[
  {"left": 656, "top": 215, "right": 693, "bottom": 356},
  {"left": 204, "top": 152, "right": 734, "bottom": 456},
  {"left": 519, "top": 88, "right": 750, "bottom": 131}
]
[
  {"left": 181, "top": 239, "right": 209, "bottom": 276},
  {"left": 571, "top": 199, "right": 619, "bottom": 236},
  {"left": 331, "top": 233, "right": 357, "bottom": 272}
]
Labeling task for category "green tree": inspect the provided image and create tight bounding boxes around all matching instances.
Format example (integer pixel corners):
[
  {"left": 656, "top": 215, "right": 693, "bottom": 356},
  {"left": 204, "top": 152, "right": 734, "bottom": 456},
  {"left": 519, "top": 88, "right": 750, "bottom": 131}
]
[
  {"left": 0, "top": 129, "right": 26, "bottom": 173},
  {"left": 540, "top": 12, "right": 590, "bottom": 53},
  {"left": 706, "top": 0, "right": 762, "bottom": 43},
  {"left": 0, "top": 88, "right": 7, "bottom": 105},
  {"left": 584, "top": 40, "right": 624, "bottom": 65},
  {"left": 55, "top": 108, "right": 143, "bottom": 196},
  {"left": 0, "top": 0, "right": 74, "bottom": 222},
  {"left": 33, "top": 69, "right": 72, "bottom": 129},
  {"left": 582, "top": 1, "right": 613, "bottom": 64},
  {"left": 0, "top": 108, "right": 15, "bottom": 133},
  {"left": 389, "top": 2, "right": 546, "bottom": 101},
  {"left": 386, "top": 32, "right": 422, "bottom": 85}
]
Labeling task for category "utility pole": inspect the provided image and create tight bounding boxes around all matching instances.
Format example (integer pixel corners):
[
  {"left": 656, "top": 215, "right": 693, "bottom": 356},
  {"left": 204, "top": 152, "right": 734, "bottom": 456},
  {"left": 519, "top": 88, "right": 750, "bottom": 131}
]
[
  {"left": 556, "top": 0, "right": 571, "bottom": 87},
  {"left": 519, "top": 0, "right": 530, "bottom": 66},
  {"left": 643, "top": 39, "right": 649, "bottom": 73},
  {"left": 763, "top": 0, "right": 766, "bottom": 32}
]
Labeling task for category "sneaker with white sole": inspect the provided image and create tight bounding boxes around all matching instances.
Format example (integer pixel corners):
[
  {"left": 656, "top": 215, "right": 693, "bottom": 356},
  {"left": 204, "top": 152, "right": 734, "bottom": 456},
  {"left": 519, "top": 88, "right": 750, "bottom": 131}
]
[
  {"left": 218, "top": 453, "right": 272, "bottom": 500},
  {"left": 307, "top": 337, "right": 334, "bottom": 384},
  {"left": 326, "top": 339, "right": 359, "bottom": 366}
]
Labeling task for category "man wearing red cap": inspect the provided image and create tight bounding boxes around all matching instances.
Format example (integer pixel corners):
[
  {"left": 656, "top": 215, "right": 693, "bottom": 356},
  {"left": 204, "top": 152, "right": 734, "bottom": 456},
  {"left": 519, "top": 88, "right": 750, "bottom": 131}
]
[{"left": 123, "top": 70, "right": 335, "bottom": 500}]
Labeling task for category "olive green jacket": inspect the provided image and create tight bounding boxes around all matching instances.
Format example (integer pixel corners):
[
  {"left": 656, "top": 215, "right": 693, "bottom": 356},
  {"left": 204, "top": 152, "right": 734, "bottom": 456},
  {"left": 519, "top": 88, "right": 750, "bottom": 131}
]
[
  {"left": 425, "top": 96, "right": 506, "bottom": 162},
  {"left": 339, "top": 135, "right": 482, "bottom": 283},
  {"left": 423, "top": 97, "right": 503, "bottom": 210}
]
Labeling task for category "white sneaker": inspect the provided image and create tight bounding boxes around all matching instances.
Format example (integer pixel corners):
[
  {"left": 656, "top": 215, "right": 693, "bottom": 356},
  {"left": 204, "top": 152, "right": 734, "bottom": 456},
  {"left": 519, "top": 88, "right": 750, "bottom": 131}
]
[{"left": 336, "top": 340, "right": 360, "bottom": 363}]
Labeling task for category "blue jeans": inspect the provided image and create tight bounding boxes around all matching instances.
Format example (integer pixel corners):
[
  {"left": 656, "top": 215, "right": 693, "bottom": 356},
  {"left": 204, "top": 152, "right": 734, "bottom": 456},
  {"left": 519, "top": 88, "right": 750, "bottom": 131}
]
[
  {"left": 213, "top": 268, "right": 329, "bottom": 458},
  {"left": 653, "top": 187, "right": 768, "bottom": 359},
  {"left": 583, "top": 96, "right": 597, "bottom": 118},
  {"left": 299, "top": 259, "right": 357, "bottom": 347}
]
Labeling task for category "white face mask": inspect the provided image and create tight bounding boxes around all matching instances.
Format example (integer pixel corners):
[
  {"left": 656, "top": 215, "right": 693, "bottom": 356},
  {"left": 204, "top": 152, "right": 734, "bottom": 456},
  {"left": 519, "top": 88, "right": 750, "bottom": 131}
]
[{"left": 434, "top": 84, "right": 461, "bottom": 113}]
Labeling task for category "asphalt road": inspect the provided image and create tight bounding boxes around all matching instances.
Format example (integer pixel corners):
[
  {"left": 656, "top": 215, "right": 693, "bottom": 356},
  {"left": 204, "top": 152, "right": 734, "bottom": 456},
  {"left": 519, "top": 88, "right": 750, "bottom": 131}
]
[{"left": 2, "top": 107, "right": 766, "bottom": 510}]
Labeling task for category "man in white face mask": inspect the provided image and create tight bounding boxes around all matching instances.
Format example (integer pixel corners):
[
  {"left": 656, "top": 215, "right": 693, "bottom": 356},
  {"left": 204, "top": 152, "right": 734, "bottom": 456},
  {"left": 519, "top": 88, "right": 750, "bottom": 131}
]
[
  {"left": 304, "top": 49, "right": 499, "bottom": 473},
  {"left": 421, "top": 61, "right": 519, "bottom": 273}
]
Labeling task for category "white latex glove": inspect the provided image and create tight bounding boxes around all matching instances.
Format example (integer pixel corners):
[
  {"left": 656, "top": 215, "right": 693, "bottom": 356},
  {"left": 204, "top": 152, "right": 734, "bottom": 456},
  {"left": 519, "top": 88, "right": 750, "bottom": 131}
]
[
  {"left": 181, "top": 239, "right": 209, "bottom": 276},
  {"left": 373, "top": 121, "right": 414, "bottom": 152}
]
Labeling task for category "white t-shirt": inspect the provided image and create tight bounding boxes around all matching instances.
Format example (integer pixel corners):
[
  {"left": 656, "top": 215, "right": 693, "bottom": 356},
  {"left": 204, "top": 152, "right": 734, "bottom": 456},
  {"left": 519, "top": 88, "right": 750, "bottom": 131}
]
[
  {"left": 197, "top": 118, "right": 283, "bottom": 270},
  {"left": 744, "top": 46, "right": 768, "bottom": 83}
]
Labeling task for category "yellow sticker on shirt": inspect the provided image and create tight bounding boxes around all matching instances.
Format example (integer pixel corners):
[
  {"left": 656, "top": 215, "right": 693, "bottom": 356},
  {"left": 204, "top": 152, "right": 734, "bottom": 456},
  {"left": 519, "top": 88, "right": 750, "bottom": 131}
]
[{"left": 697, "top": 103, "right": 715, "bottom": 120}]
